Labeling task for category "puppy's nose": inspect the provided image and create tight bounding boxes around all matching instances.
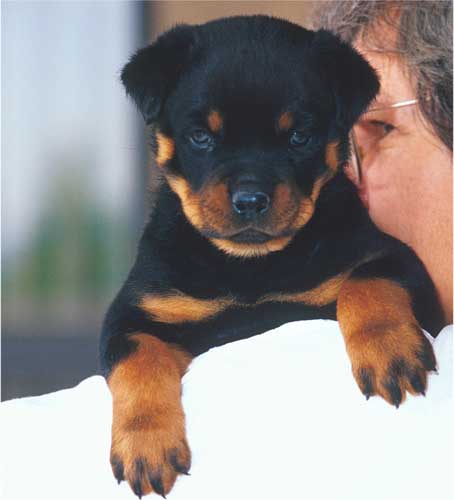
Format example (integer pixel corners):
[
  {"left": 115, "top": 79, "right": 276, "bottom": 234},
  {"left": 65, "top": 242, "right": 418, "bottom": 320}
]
[{"left": 232, "top": 190, "right": 270, "bottom": 216}]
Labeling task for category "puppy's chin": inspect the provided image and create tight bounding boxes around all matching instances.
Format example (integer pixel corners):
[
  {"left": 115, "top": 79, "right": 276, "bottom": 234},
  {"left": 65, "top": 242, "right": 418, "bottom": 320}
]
[
  {"left": 208, "top": 233, "right": 294, "bottom": 258},
  {"left": 229, "top": 229, "right": 273, "bottom": 244}
]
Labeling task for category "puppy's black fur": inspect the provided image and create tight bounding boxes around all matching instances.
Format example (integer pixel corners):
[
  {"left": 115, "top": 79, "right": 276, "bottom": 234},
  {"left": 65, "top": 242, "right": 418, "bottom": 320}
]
[{"left": 100, "top": 16, "right": 443, "bottom": 498}]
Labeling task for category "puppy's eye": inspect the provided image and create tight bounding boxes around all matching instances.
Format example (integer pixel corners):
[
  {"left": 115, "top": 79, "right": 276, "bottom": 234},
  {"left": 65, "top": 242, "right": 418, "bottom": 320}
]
[
  {"left": 289, "top": 130, "right": 312, "bottom": 148},
  {"left": 189, "top": 129, "right": 214, "bottom": 150}
]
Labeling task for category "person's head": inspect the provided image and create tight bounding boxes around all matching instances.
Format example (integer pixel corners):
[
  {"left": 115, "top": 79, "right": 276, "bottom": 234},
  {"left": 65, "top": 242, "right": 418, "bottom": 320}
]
[
  {"left": 311, "top": 0, "right": 452, "bottom": 150},
  {"left": 312, "top": 0, "right": 453, "bottom": 323}
]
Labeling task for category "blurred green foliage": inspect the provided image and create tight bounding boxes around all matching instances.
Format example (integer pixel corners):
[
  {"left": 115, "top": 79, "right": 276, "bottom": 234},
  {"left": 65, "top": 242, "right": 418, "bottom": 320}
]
[{"left": 3, "top": 173, "right": 135, "bottom": 305}]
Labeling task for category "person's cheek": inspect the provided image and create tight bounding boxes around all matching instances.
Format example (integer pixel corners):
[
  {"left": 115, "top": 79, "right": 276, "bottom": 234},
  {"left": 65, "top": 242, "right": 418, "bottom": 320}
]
[
  {"left": 362, "top": 158, "right": 397, "bottom": 230},
  {"left": 367, "top": 161, "right": 416, "bottom": 244},
  {"left": 343, "top": 163, "right": 369, "bottom": 208}
]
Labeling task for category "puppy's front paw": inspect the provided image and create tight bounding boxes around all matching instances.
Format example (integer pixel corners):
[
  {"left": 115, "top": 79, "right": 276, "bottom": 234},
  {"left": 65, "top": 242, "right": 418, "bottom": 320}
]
[
  {"left": 346, "top": 321, "right": 436, "bottom": 407},
  {"left": 110, "top": 411, "right": 191, "bottom": 498}
]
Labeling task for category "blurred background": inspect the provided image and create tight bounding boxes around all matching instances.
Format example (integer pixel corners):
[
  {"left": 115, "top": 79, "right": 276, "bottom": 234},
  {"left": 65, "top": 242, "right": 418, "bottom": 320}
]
[{"left": 2, "top": 1, "right": 315, "bottom": 400}]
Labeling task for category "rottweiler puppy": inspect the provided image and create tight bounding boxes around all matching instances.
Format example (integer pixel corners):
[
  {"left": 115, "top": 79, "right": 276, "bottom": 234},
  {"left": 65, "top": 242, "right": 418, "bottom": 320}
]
[{"left": 100, "top": 15, "right": 443, "bottom": 498}]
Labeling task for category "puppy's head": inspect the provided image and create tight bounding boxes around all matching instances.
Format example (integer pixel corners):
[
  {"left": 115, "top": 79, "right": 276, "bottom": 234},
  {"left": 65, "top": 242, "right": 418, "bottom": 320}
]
[{"left": 122, "top": 16, "right": 379, "bottom": 258}]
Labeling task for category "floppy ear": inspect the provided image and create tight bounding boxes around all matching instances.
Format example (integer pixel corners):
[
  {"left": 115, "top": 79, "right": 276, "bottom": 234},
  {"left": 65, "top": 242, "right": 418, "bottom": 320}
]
[
  {"left": 312, "top": 30, "right": 380, "bottom": 131},
  {"left": 121, "top": 24, "right": 197, "bottom": 124}
]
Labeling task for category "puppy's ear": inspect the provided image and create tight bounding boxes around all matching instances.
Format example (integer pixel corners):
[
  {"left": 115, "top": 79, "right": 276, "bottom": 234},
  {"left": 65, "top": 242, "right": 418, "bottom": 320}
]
[
  {"left": 312, "top": 30, "right": 379, "bottom": 131},
  {"left": 121, "top": 24, "right": 197, "bottom": 124}
]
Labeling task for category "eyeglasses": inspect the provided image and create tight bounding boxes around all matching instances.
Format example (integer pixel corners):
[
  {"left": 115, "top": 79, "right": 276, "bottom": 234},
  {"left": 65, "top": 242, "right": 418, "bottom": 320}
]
[{"left": 348, "top": 99, "right": 418, "bottom": 184}]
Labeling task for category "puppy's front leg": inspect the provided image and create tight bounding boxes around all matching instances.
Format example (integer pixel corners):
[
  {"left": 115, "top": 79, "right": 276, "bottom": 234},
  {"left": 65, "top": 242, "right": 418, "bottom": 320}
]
[
  {"left": 337, "top": 254, "right": 439, "bottom": 407},
  {"left": 107, "top": 333, "right": 192, "bottom": 498}
]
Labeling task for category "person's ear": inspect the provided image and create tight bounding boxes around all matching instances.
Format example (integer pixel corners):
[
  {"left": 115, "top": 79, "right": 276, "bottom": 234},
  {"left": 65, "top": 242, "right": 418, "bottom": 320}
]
[
  {"left": 312, "top": 29, "right": 380, "bottom": 131},
  {"left": 121, "top": 24, "right": 198, "bottom": 125}
]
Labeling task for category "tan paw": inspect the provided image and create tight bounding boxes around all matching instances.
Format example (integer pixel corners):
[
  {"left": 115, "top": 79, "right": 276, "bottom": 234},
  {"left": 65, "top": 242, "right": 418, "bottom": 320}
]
[
  {"left": 110, "top": 412, "right": 191, "bottom": 498},
  {"left": 346, "top": 321, "right": 436, "bottom": 407}
]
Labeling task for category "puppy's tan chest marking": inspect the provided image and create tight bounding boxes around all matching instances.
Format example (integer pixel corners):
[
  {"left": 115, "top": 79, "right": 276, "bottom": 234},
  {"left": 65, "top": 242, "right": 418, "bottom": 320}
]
[
  {"left": 140, "top": 273, "right": 350, "bottom": 324},
  {"left": 140, "top": 292, "right": 236, "bottom": 324},
  {"left": 258, "top": 272, "right": 350, "bottom": 307}
]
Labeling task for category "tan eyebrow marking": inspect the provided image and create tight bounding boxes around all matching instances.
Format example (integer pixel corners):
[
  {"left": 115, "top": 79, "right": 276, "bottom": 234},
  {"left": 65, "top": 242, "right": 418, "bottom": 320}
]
[
  {"left": 277, "top": 111, "right": 294, "bottom": 132},
  {"left": 207, "top": 110, "right": 223, "bottom": 133}
]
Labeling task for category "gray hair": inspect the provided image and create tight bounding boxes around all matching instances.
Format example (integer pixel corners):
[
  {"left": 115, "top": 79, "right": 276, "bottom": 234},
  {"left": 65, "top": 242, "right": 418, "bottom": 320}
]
[{"left": 311, "top": 0, "right": 453, "bottom": 150}]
